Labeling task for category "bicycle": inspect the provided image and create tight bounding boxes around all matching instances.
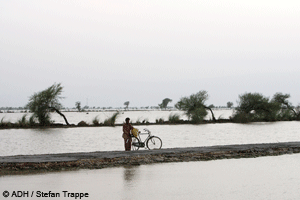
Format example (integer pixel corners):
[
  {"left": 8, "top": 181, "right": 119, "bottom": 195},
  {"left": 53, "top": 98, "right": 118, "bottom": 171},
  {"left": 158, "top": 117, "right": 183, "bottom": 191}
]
[{"left": 131, "top": 128, "right": 162, "bottom": 150}]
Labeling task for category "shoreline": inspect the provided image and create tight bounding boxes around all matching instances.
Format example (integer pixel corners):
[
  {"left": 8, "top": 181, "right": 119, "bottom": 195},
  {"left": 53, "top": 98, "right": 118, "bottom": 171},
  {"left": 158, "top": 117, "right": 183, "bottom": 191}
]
[{"left": 1, "top": 142, "right": 300, "bottom": 175}]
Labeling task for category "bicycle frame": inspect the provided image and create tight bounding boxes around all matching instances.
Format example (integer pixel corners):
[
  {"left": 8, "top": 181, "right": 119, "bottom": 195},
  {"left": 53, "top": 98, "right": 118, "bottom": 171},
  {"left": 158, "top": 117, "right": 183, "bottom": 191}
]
[{"left": 132, "top": 128, "right": 153, "bottom": 148}]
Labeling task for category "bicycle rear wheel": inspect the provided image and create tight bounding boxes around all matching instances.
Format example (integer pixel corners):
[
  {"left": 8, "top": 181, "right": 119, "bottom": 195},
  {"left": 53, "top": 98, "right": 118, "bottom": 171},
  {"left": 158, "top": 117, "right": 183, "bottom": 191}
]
[
  {"left": 131, "top": 137, "right": 140, "bottom": 151},
  {"left": 146, "top": 136, "right": 162, "bottom": 150}
]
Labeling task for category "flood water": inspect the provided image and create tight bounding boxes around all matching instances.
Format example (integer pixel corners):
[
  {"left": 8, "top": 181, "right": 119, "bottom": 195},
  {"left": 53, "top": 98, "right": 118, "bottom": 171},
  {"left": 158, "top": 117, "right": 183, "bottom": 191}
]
[
  {"left": 1, "top": 154, "right": 300, "bottom": 200},
  {"left": 1, "top": 120, "right": 300, "bottom": 156},
  {"left": 1, "top": 110, "right": 300, "bottom": 199}
]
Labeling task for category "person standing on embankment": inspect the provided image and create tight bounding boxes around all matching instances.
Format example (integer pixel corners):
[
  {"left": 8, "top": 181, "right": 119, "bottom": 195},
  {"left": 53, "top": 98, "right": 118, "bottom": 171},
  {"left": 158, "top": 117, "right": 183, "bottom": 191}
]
[{"left": 122, "top": 117, "right": 133, "bottom": 151}]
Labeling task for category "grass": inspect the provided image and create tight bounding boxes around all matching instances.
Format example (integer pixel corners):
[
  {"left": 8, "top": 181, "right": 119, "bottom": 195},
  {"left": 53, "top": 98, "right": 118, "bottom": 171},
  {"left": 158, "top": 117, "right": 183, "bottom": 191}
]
[
  {"left": 29, "top": 115, "right": 36, "bottom": 126},
  {"left": 0, "top": 117, "right": 5, "bottom": 125},
  {"left": 17, "top": 114, "right": 28, "bottom": 127},
  {"left": 155, "top": 117, "right": 165, "bottom": 124},
  {"left": 142, "top": 118, "right": 149, "bottom": 124},
  {"left": 92, "top": 116, "right": 100, "bottom": 125},
  {"left": 0, "top": 117, "right": 13, "bottom": 128},
  {"left": 135, "top": 117, "right": 142, "bottom": 124},
  {"left": 0, "top": 117, "right": 7, "bottom": 127},
  {"left": 0, "top": 115, "right": 38, "bottom": 128},
  {"left": 168, "top": 113, "right": 181, "bottom": 124},
  {"left": 103, "top": 112, "right": 119, "bottom": 126},
  {"left": 135, "top": 117, "right": 149, "bottom": 125}
]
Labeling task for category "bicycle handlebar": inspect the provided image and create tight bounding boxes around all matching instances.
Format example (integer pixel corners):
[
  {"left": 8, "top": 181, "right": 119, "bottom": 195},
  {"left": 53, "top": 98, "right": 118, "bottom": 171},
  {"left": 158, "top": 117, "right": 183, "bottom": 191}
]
[{"left": 144, "top": 128, "right": 150, "bottom": 133}]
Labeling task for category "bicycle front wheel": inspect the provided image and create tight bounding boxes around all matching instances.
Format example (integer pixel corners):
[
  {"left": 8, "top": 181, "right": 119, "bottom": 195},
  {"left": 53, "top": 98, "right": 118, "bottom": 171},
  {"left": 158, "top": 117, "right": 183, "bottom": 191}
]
[
  {"left": 131, "top": 137, "right": 140, "bottom": 151},
  {"left": 146, "top": 136, "right": 162, "bottom": 150}
]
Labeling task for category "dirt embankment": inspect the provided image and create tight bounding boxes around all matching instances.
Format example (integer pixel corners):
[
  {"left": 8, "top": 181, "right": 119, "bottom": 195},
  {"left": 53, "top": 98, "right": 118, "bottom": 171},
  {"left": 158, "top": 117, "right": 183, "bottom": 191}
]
[{"left": 1, "top": 142, "right": 300, "bottom": 175}]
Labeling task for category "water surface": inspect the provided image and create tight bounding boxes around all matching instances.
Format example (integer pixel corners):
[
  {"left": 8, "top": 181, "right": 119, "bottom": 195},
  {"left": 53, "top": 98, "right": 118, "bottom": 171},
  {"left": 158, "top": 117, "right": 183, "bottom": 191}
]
[
  {"left": 1, "top": 154, "right": 300, "bottom": 200},
  {"left": 1, "top": 110, "right": 300, "bottom": 156},
  {"left": 1, "top": 121, "right": 300, "bottom": 156}
]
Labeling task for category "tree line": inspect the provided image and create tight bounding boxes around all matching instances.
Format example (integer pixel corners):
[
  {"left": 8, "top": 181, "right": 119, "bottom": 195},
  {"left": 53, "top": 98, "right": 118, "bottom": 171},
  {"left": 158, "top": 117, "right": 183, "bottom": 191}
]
[{"left": 24, "top": 83, "right": 300, "bottom": 126}]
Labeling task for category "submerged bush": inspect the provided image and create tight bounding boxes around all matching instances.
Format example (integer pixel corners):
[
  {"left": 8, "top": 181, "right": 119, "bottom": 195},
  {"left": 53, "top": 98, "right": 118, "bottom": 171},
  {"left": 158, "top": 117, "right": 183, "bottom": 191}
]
[
  {"left": 142, "top": 118, "right": 149, "bottom": 124},
  {"left": 135, "top": 117, "right": 142, "bottom": 124},
  {"left": 92, "top": 116, "right": 100, "bottom": 125},
  {"left": 155, "top": 118, "right": 164, "bottom": 124},
  {"left": 168, "top": 113, "right": 181, "bottom": 124},
  {"left": 233, "top": 92, "right": 300, "bottom": 122},
  {"left": 29, "top": 115, "right": 37, "bottom": 126},
  {"left": 231, "top": 112, "right": 252, "bottom": 123},
  {"left": 0, "top": 117, "right": 8, "bottom": 127},
  {"left": 103, "top": 112, "right": 119, "bottom": 126},
  {"left": 78, "top": 121, "right": 88, "bottom": 126},
  {"left": 17, "top": 114, "right": 29, "bottom": 127}
]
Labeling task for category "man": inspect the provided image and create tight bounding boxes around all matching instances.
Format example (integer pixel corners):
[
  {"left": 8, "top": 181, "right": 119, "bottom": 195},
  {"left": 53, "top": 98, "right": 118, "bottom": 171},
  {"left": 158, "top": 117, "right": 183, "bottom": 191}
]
[{"left": 122, "top": 117, "right": 133, "bottom": 151}]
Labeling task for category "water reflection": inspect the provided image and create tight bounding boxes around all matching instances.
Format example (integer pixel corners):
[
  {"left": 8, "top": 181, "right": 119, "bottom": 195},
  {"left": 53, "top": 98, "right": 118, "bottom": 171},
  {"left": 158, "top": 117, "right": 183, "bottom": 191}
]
[
  {"left": 2, "top": 154, "right": 300, "bottom": 200},
  {"left": 123, "top": 165, "right": 139, "bottom": 182},
  {"left": 122, "top": 165, "right": 141, "bottom": 197}
]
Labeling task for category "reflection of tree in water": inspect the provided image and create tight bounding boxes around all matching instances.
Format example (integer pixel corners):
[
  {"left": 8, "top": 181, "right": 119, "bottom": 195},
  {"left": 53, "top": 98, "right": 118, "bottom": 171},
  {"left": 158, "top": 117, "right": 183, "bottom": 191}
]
[{"left": 123, "top": 165, "right": 139, "bottom": 182}]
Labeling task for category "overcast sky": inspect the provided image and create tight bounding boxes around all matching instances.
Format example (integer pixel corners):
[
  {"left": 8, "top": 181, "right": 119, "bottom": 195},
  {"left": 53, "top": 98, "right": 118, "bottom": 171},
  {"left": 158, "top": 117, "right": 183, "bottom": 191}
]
[{"left": 1, "top": 0, "right": 300, "bottom": 108}]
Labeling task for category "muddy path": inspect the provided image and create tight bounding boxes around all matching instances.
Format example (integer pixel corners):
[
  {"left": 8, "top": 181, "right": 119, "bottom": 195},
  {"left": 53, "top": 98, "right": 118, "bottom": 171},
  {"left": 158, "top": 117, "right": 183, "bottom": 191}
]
[{"left": 1, "top": 142, "right": 300, "bottom": 175}]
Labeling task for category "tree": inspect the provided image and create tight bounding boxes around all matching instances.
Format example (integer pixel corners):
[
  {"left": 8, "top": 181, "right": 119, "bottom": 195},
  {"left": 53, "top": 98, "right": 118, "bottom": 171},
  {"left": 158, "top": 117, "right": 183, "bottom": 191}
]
[
  {"left": 234, "top": 92, "right": 277, "bottom": 122},
  {"left": 159, "top": 98, "right": 172, "bottom": 110},
  {"left": 271, "top": 93, "right": 299, "bottom": 120},
  {"left": 75, "top": 101, "right": 82, "bottom": 112},
  {"left": 175, "top": 90, "right": 216, "bottom": 123},
  {"left": 208, "top": 104, "right": 215, "bottom": 108},
  {"left": 124, "top": 101, "right": 130, "bottom": 110},
  {"left": 227, "top": 102, "right": 233, "bottom": 108},
  {"left": 26, "top": 83, "right": 70, "bottom": 126}
]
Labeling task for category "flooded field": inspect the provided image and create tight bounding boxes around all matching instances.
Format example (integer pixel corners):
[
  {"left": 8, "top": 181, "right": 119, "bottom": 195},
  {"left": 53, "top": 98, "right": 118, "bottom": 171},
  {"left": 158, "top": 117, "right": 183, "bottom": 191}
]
[
  {"left": 1, "top": 110, "right": 300, "bottom": 199},
  {"left": 1, "top": 121, "right": 300, "bottom": 156},
  {"left": 1, "top": 154, "right": 300, "bottom": 200}
]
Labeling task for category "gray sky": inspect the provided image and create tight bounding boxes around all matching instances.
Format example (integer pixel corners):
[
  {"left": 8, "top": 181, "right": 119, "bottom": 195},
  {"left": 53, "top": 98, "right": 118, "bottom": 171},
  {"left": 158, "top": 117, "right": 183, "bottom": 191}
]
[{"left": 1, "top": 0, "right": 300, "bottom": 108}]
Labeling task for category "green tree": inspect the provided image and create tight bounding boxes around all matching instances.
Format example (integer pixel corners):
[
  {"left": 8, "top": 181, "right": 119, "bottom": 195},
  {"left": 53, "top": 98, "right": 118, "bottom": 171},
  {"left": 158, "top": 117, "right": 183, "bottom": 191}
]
[
  {"left": 26, "top": 83, "right": 70, "bottom": 126},
  {"left": 233, "top": 92, "right": 277, "bottom": 122},
  {"left": 175, "top": 90, "right": 216, "bottom": 123},
  {"left": 75, "top": 101, "right": 82, "bottom": 112},
  {"left": 124, "top": 101, "right": 130, "bottom": 110},
  {"left": 159, "top": 98, "right": 172, "bottom": 110},
  {"left": 271, "top": 93, "right": 299, "bottom": 120},
  {"left": 208, "top": 104, "right": 215, "bottom": 108},
  {"left": 227, "top": 101, "right": 233, "bottom": 108}
]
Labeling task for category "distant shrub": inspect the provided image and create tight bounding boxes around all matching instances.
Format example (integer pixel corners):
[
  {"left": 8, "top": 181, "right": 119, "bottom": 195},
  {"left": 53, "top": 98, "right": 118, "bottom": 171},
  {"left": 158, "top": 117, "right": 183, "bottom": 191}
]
[
  {"left": 231, "top": 112, "right": 252, "bottom": 123},
  {"left": 168, "top": 113, "right": 181, "bottom": 124},
  {"left": 17, "top": 114, "right": 29, "bottom": 127},
  {"left": 135, "top": 117, "right": 142, "bottom": 125},
  {"left": 155, "top": 118, "right": 164, "bottom": 124},
  {"left": 104, "top": 112, "right": 119, "bottom": 126},
  {"left": 277, "top": 109, "right": 294, "bottom": 121},
  {"left": 0, "top": 117, "right": 13, "bottom": 128},
  {"left": 134, "top": 117, "right": 149, "bottom": 125},
  {"left": 0, "top": 117, "right": 5, "bottom": 127},
  {"left": 142, "top": 118, "right": 149, "bottom": 124},
  {"left": 29, "top": 115, "right": 37, "bottom": 126},
  {"left": 92, "top": 116, "right": 100, "bottom": 125},
  {"left": 78, "top": 121, "right": 88, "bottom": 126}
]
